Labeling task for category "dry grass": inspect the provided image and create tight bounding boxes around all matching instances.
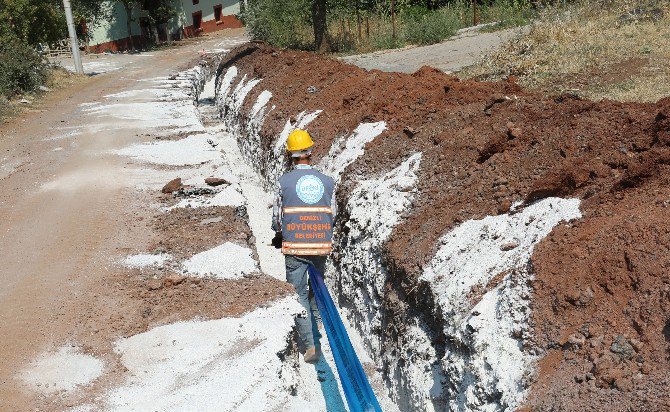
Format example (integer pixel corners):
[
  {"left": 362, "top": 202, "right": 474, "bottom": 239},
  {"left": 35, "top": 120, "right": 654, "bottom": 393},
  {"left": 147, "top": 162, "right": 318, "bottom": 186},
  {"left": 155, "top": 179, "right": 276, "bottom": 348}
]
[
  {"left": 462, "top": 0, "right": 670, "bottom": 102},
  {"left": 45, "top": 66, "right": 81, "bottom": 90},
  {"left": 1, "top": 66, "right": 82, "bottom": 124},
  {"left": 0, "top": 99, "right": 19, "bottom": 122}
]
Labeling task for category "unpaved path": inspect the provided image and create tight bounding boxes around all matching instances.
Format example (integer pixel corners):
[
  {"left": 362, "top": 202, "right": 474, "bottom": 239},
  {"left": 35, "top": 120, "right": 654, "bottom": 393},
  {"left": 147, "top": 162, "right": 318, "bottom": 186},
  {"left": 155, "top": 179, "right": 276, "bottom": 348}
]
[
  {"left": 0, "top": 29, "right": 246, "bottom": 410},
  {"left": 339, "top": 26, "right": 524, "bottom": 73}
]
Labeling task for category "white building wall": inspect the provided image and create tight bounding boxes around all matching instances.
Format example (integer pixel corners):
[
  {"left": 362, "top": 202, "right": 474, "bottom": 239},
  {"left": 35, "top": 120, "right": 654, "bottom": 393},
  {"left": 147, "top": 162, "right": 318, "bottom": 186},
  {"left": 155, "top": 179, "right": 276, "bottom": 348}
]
[
  {"left": 87, "top": 0, "right": 240, "bottom": 49},
  {"left": 181, "top": 0, "right": 240, "bottom": 26}
]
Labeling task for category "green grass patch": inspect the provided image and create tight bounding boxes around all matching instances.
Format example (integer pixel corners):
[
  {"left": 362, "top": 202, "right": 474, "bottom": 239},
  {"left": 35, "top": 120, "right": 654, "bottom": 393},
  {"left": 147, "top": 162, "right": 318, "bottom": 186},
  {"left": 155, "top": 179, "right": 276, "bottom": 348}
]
[{"left": 243, "top": 0, "right": 534, "bottom": 54}]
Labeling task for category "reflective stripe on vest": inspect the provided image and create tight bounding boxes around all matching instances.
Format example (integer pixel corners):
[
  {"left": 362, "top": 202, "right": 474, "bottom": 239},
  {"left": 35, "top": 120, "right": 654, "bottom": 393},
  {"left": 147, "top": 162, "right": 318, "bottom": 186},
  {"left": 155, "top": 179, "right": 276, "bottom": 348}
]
[
  {"left": 284, "top": 206, "right": 333, "bottom": 214},
  {"left": 283, "top": 242, "right": 332, "bottom": 248},
  {"left": 282, "top": 244, "right": 332, "bottom": 255}
]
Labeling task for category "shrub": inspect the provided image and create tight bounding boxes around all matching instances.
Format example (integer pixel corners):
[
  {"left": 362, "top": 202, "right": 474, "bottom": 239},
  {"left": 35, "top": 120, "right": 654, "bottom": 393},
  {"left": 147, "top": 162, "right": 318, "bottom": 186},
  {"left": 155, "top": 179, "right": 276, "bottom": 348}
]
[
  {"left": 402, "top": 5, "right": 463, "bottom": 46},
  {"left": 480, "top": 0, "right": 534, "bottom": 30},
  {"left": 241, "top": 0, "right": 314, "bottom": 50},
  {"left": 0, "top": 34, "right": 49, "bottom": 97},
  {"left": 243, "top": 0, "right": 534, "bottom": 53}
]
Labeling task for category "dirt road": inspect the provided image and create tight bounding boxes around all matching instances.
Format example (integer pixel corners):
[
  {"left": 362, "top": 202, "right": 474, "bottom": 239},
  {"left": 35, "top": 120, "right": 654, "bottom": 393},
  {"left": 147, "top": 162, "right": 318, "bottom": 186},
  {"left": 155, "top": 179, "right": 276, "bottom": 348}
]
[
  {"left": 339, "top": 26, "right": 523, "bottom": 73},
  {"left": 0, "top": 30, "right": 246, "bottom": 409}
]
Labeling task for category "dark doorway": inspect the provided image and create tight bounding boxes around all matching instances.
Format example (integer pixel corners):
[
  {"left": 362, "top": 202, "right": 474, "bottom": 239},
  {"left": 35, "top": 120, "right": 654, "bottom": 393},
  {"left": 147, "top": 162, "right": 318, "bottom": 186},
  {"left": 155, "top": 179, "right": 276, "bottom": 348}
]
[
  {"left": 192, "top": 11, "right": 202, "bottom": 31},
  {"left": 214, "top": 5, "right": 223, "bottom": 23}
]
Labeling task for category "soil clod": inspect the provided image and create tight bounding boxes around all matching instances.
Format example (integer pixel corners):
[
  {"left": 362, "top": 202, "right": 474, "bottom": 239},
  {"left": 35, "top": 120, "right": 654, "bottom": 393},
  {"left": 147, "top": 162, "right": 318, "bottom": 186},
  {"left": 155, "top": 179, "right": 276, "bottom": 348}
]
[{"left": 162, "top": 177, "right": 183, "bottom": 194}]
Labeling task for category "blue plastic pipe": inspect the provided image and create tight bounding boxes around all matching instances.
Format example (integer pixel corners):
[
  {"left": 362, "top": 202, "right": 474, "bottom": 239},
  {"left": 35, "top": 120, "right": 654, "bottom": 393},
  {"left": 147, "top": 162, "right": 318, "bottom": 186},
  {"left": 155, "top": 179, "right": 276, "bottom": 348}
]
[{"left": 308, "top": 264, "right": 383, "bottom": 412}]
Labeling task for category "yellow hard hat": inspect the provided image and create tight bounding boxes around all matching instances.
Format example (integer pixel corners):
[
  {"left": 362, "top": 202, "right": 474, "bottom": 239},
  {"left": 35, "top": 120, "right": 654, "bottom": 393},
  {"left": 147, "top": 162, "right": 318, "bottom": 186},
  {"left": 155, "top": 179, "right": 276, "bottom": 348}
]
[{"left": 286, "top": 129, "right": 314, "bottom": 152}]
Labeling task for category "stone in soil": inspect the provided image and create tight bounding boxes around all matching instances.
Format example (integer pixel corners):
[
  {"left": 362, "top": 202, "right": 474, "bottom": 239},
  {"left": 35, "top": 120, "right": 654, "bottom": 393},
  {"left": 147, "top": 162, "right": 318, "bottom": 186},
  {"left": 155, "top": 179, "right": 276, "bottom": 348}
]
[
  {"left": 161, "top": 177, "right": 182, "bottom": 194},
  {"left": 204, "top": 177, "right": 230, "bottom": 186},
  {"left": 173, "top": 187, "right": 215, "bottom": 197}
]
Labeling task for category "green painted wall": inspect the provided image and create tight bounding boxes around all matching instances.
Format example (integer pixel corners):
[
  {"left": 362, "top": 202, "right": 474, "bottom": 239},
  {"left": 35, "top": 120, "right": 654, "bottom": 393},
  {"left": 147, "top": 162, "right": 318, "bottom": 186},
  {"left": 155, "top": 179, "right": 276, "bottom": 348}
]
[{"left": 88, "top": 2, "right": 145, "bottom": 46}]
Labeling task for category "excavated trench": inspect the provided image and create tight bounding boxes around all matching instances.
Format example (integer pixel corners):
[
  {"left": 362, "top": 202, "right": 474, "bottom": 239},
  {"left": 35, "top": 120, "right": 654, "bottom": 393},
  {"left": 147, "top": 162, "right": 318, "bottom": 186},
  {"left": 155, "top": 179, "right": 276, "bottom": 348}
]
[{"left": 201, "top": 43, "right": 670, "bottom": 411}]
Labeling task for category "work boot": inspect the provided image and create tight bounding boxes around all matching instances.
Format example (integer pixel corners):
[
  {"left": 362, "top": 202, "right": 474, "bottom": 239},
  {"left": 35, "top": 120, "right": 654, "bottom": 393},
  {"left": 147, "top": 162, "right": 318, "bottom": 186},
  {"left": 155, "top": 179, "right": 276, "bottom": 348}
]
[
  {"left": 304, "top": 347, "right": 320, "bottom": 364},
  {"left": 314, "top": 321, "right": 324, "bottom": 340}
]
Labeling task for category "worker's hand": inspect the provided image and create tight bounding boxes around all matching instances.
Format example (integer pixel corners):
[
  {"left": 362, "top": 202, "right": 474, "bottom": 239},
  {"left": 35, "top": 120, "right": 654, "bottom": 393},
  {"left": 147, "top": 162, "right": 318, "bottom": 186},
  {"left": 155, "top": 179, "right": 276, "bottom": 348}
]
[{"left": 271, "top": 232, "right": 283, "bottom": 249}]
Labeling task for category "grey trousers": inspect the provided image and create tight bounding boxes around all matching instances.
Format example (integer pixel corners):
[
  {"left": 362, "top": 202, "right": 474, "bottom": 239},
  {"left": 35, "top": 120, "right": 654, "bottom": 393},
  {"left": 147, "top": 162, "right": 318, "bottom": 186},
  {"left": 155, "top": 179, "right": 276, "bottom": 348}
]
[{"left": 285, "top": 255, "right": 325, "bottom": 350}]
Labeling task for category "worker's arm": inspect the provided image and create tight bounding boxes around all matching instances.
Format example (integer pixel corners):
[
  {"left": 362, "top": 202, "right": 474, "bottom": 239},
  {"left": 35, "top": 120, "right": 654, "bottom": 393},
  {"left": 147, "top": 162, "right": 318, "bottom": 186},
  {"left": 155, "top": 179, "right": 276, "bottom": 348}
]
[
  {"left": 271, "top": 187, "right": 282, "bottom": 233},
  {"left": 271, "top": 188, "right": 283, "bottom": 248}
]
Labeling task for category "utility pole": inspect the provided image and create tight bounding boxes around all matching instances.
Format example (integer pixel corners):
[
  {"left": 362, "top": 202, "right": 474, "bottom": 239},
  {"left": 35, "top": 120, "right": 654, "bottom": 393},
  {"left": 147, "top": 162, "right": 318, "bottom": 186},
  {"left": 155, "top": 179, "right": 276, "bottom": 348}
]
[{"left": 63, "top": 0, "right": 84, "bottom": 74}]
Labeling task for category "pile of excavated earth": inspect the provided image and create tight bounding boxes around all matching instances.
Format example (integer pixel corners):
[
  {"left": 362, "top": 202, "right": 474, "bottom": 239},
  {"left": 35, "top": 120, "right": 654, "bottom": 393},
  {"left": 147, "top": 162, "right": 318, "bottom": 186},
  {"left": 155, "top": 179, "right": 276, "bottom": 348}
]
[{"left": 211, "top": 43, "right": 670, "bottom": 411}]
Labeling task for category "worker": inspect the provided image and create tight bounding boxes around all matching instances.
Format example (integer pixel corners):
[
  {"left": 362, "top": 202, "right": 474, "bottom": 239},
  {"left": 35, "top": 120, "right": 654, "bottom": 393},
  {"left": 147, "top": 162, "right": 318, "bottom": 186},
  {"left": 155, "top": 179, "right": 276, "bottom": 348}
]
[{"left": 271, "top": 129, "right": 336, "bottom": 364}]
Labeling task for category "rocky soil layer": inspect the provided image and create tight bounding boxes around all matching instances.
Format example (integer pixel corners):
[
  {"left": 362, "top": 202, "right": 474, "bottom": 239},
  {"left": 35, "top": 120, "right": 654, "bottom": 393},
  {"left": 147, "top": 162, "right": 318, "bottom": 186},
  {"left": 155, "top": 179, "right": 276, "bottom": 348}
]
[{"left": 213, "top": 43, "right": 670, "bottom": 411}]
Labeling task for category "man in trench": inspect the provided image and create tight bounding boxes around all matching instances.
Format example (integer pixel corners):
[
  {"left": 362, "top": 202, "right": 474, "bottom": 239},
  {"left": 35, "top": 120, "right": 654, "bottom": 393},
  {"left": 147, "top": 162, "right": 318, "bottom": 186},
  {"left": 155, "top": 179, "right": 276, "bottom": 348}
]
[{"left": 271, "top": 129, "right": 336, "bottom": 364}]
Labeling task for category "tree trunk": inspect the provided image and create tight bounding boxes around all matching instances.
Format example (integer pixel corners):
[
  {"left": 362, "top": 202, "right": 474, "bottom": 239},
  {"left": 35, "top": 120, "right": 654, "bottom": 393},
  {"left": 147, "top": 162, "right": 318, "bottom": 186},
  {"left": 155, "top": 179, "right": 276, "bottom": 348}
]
[
  {"left": 391, "top": 0, "right": 396, "bottom": 40},
  {"left": 356, "top": 1, "right": 361, "bottom": 40},
  {"left": 123, "top": 3, "right": 135, "bottom": 51},
  {"left": 152, "top": 23, "right": 160, "bottom": 45},
  {"left": 164, "top": 24, "right": 172, "bottom": 45},
  {"left": 312, "top": 0, "right": 329, "bottom": 52}
]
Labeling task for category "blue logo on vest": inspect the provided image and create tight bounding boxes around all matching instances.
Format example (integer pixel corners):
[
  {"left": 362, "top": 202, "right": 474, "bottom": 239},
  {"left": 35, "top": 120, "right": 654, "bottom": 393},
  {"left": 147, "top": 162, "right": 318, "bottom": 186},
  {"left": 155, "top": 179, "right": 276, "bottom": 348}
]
[{"left": 296, "top": 175, "right": 324, "bottom": 204}]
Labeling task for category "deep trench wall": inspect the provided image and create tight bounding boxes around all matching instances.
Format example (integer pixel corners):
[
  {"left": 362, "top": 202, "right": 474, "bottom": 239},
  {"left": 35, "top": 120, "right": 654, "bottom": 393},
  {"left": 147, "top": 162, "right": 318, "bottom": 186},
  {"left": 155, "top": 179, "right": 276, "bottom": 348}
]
[
  {"left": 213, "top": 46, "right": 454, "bottom": 410},
  {"left": 211, "top": 43, "right": 670, "bottom": 411},
  {"left": 170, "top": 58, "right": 309, "bottom": 400}
]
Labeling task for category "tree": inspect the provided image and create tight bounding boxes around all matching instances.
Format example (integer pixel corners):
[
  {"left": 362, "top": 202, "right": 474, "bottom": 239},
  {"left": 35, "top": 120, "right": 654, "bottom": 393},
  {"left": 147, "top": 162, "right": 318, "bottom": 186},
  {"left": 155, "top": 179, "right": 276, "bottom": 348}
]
[
  {"left": 0, "top": 0, "right": 65, "bottom": 46},
  {"left": 0, "top": 0, "right": 109, "bottom": 47},
  {"left": 72, "top": 0, "right": 111, "bottom": 26},
  {"left": 115, "top": 0, "right": 142, "bottom": 50},
  {"left": 312, "top": 0, "right": 329, "bottom": 52},
  {"left": 0, "top": 0, "right": 109, "bottom": 96},
  {"left": 142, "top": 0, "right": 179, "bottom": 44}
]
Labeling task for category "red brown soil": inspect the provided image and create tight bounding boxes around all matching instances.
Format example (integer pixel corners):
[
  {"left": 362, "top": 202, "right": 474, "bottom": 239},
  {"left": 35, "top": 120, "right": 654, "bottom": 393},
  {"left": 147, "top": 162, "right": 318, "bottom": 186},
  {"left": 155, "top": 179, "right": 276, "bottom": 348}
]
[
  {"left": 151, "top": 204, "right": 255, "bottom": 260},
  {"left": 219, "top": 43, "right": 670, "bottom": 410},
  {"left": 50, "top": 268, "right": 292, "bottom": 411},
  {"left": 33, "top": 201, "right": 291, "bottom": 411}
]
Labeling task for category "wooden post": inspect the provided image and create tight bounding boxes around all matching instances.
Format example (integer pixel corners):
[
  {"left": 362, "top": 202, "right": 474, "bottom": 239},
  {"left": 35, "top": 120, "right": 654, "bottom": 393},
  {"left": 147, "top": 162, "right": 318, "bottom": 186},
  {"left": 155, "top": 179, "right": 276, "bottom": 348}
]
[
  {"left": 391, "top": 0, "right": 396, "bottom": 40},
  {"left": 473, "top": 0, "right": 479, "bottom": 26},
  {"left": 312, "top": 0, "right": 329, "bottom": 52},
  {"left": 356, "top": 1, "right": 362, "bottom": 40}
]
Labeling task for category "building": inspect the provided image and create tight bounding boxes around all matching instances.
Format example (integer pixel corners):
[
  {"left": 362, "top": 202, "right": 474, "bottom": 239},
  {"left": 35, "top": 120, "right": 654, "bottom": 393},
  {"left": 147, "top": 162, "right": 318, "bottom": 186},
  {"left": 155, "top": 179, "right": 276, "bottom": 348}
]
[
  {"left": 87, "top": 0, "right": 243, "bottom": 53},
  {"left": 181, "top": 0, "right": 243, "bottom": 37}
]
